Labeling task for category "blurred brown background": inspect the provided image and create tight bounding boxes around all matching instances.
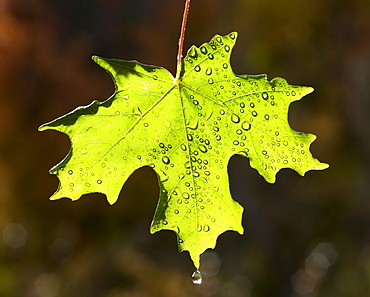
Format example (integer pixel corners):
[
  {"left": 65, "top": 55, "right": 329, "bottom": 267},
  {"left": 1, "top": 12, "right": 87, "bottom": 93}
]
[{"left": 1, "top": 0, "right": 370, "bottom": 296}]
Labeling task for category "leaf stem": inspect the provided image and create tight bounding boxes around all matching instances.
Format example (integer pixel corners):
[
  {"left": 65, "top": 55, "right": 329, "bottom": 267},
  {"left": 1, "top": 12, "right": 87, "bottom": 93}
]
[{"left": 176, "top": 0, "right": 191, "bottom": 80}]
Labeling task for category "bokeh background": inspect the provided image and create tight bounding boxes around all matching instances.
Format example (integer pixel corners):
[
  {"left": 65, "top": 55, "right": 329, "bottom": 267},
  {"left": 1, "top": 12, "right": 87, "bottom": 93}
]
[{"left": 1, "top": 0, "right": 370, "bottom": 296}]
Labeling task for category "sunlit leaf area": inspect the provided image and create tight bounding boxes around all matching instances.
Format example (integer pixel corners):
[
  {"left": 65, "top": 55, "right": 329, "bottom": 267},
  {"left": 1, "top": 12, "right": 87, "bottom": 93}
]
[{"left": 1, "top": 0, "right": 370, "bottom": 296}]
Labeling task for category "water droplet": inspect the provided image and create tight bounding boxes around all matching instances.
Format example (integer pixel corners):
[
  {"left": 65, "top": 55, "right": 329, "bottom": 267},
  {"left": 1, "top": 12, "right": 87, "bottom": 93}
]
[
  {"left": 152, "top": 75, "right": 158, "bottom": 80},
  {"left": 208, "top": 53, "right": 214, "bottom": 60},
  {"left": 162, "top": 156, "right": 170, "bottom": 164},
  {"left": 192, "top": 270, "right": 202, "bottom": 285},
  {"left": 189, "top": 47, "right": 198, "bottom": 58},
  {"left": 68, "top": 170, "right": 73, "bottom": 175},
  {"left": 242, "top": 122, "right": 251, "bottom": 131},
  {"left": 199, "top": 144, "right": 208, "bottom": 153},
  {"left": 188, "top": 134, "right": 193, "bottom": 141},
  {"left": 182, "top": 192, "right": 190, "bottom": 199},
  {"left": 292, "top": 91, "right": 296, "bottom": 96},
  {"left": 252, "top": 111, "right": 258, "bottom": 117},
  {"left": 231, "top": 114, "right": 240, "bottom": 123},
  {"left": 225, "top": 45, "right": 230, "bottom": 52},
  {"left": 162, "top": 220, "right": 168, "bottom": 225},
  {"left": 193, "top": 100, "right": 199, "bottom": 105},
  {"left": 223, "top": 63, "right": 228, "bottom": 69},
  {"left": 208, "top": 78, "right": 214, "bottom": 84},
  {"left": 194, "top": 65, "right": 201, "bottom": 72},
  {"left": 174, "top": 209, "right": 179, "bottom": 214},
  {"left": 262, "top": 92, "right": 268, "bottom": 100},
  {"left": 204, "top": 225, "right": 210, "bottom": 232},
  {"left": 250, "top": 103, "right": 255, "bottom": 108},
  {"left": 229, "top": 32, "right": 236, "bottom": 39},
  {"left": 200, "top": 46, "right": 207, "bottom": 54},
  {"left": 206, "top": 67, "right": 212, "bottom": 75},
  {"left": 181, "top": 144, "right": 187, "bottom": 151},
  {"left": 264, "top": 114, "right": 270, "bottom": 120},
  {"left": 97, "top": 179, "right": 102, "bottom": 184}
]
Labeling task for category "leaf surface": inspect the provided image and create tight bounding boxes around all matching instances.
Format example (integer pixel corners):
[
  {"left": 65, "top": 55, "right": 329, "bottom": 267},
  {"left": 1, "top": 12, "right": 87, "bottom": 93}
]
[{"left": 39, "top": 32, "right": 328, "bottom": 267}]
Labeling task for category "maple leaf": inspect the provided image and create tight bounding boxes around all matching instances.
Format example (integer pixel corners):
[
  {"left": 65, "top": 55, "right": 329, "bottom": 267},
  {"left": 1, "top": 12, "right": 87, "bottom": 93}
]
[{"left": 39, "top": 32, "right": 328, "bottom": 267}]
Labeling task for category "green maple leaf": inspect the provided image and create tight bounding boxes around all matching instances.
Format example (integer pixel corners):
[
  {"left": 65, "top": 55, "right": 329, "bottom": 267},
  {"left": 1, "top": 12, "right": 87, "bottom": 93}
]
[{"left": 39, "top": 32, "right": 328, "bottom": 268}]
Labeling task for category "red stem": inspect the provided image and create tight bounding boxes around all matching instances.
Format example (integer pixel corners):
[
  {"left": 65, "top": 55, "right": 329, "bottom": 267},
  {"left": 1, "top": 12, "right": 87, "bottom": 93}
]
[{"left": 176, "top": 0, "right": 191, "bottom": 79}]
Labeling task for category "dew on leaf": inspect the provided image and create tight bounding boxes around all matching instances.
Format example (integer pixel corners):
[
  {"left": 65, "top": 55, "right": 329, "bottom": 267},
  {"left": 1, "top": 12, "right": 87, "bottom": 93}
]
[
  {"left": 194, "top": 65, "right": 201, "bottom": 72},
  {"left": 252, "top": 111, "right": 258, "bottom": 117},
  {"left": 152, "top": 75, "right": 158, "bottom": 80},
  {"left": 97, "top": 180, "right": 102, "bottom": 184},
  {"left": 181, "top": 144, "right": 187, "bottom": 151},
  {"left": 162, "top": 156, "right": 170, "bottom": 165},
  {"left": 208, "top": 78, "right": 214, "bottom": 84},
  {"left": 204, "top": 225, "right": 210, "bottom": 232},
  {"left": 200, "top": 46, "right": 207, "bottom": 54},
  {"left": 182, "top": 192, "right": 190, "bottom": 199},
  {"left": 262, "top": 92, "right": 268, "bottom": 100},
  {"left": 264, "top": 114, "right": 270, "bottom": 120},
  {"left": 199, "top": 144, "right": 208, "bottom": 153},
  {"left": 68, "top": 170, "right": 73, "bottom": 175},
  {"left": 206, "top": 67, "right": 212, "bottom": 75},
  {"left": 189, "top": 47, "right": 198, "bottom": 59},
  {"left": 225, "top": 45, "right": 230, "bottom": 52},
  {"left": 223, "top": 63, "right": 228, "bottom": 69},
  {"left": 242, "top": 121, "right": 251, "bottom": 131},
  {"left": 231, "top": 114, "right": 240, "bottom": 123}
]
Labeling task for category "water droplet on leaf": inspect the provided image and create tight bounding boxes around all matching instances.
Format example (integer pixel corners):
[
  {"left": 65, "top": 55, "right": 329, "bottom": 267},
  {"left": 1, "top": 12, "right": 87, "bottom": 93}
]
[
  {"left": 162, "top": 156, "right": 170, "bottom": 164},
  {"left": 231, "top": 114, "right": 240, "bottom": 123}
]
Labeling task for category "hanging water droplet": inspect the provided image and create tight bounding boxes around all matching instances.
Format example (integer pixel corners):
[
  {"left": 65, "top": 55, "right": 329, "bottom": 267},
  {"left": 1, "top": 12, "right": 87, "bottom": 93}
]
[{"left": 192, "top": 270, "right": 202, "bottom": 285}]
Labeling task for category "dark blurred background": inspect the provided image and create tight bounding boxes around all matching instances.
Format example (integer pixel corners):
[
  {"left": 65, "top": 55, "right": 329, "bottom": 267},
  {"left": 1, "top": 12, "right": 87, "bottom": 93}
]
[{"left": 1, "top": 0, "right": 370, "bottom": 296}]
